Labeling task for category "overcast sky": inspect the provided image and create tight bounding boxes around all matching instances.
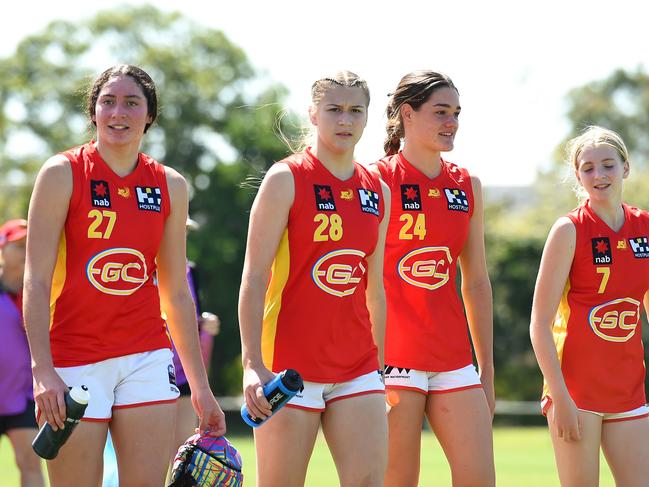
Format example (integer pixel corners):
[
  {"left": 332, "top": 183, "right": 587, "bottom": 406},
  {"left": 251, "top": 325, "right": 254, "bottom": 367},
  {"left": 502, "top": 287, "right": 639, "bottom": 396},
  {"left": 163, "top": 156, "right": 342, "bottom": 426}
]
[{"left": 2, "top": 0, "right": 646, "bottom": 186}]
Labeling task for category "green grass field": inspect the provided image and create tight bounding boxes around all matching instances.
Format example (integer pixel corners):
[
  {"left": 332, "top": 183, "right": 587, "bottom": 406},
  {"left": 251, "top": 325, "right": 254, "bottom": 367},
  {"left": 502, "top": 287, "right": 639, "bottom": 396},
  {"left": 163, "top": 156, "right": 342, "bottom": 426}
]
[{"left": 1, "top": 427, "right": 615, "bottom": 486}]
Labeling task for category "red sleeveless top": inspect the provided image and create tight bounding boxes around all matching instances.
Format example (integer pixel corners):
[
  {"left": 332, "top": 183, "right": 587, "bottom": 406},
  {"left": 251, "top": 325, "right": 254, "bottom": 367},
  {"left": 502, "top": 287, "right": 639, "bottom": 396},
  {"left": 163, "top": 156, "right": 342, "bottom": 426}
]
[
  {"left": 262, "top": 149, "right": 384, "bottom": 382},
  {"left": 50, "top": 142, "right": 171, "bottom": 366}
]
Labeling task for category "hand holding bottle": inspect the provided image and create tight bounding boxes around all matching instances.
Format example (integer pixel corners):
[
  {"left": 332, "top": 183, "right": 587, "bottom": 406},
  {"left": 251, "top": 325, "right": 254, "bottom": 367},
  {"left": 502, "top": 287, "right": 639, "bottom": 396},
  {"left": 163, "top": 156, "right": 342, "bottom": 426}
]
[
  {"left": 32, "top": 385, "right": 90, "bottom": 459},
  {"left": 241, "top": 369, "right": 303, "bottom": 427}
]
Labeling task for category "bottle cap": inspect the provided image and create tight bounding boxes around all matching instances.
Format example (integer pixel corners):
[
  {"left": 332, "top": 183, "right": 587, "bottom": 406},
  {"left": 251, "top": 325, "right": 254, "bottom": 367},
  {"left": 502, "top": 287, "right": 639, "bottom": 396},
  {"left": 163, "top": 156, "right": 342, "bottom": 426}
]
[
  {"left": 282, "top": 369, "right": 303, "bottom": 392},
  {"left": 69, "top": 385, "right": 91, "bottom": 405}
]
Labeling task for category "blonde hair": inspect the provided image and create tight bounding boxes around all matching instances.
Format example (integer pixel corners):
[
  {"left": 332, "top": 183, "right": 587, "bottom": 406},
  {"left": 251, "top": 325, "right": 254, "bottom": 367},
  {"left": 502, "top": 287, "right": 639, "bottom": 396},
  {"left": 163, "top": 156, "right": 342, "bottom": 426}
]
[
  {"left": 565, "top": 125, "right": 629, "bottom": 199},
  {"left": 311, "top": 71, "right": 370, "bottom": 106}
]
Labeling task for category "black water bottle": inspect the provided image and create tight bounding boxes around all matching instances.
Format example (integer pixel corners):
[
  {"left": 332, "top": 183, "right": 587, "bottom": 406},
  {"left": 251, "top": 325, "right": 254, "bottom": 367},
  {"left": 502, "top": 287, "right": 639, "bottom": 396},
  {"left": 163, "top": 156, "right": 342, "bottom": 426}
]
[
  {"left": 241, "top": 369, "right": 303, "bottom": 427},
  {"left": 32, "top": 385, "right": 90, "bottom": 459}
]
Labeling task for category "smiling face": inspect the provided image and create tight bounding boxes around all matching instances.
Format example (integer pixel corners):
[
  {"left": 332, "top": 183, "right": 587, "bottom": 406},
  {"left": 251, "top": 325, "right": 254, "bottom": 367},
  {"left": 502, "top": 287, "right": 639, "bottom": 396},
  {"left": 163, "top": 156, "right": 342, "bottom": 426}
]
[
  {"left": 402, "top": 86, "right": 460, "bottom": 154},
  {"left": 575, "top": 143, "right": 629, "bottom": 202},
  {"left": 309, "top": 84, "right": 369, "bottom": 158},
  {"left": 92, "top": 75, "right": 153, "bottom": 148}
]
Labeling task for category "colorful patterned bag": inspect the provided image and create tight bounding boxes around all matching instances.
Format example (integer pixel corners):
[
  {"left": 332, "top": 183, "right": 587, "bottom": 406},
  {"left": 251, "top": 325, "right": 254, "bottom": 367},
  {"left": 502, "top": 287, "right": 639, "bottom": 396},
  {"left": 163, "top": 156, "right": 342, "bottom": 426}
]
[{"left": 168, "top": 434, "right": 243, "bottom": 486}]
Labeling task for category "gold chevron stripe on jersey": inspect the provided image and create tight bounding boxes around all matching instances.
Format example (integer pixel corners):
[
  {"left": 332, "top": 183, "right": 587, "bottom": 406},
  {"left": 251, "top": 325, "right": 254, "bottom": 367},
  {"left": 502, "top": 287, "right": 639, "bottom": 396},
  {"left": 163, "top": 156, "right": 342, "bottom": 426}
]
[
  {"left": 542, "top": 280, "right": 571, "bottom": 400},
  {"left": 50, "top": 233, "right": 68, "bottom": 328},
  {"left": 262, "top": 230, "right": 290, "bottom": 369}
]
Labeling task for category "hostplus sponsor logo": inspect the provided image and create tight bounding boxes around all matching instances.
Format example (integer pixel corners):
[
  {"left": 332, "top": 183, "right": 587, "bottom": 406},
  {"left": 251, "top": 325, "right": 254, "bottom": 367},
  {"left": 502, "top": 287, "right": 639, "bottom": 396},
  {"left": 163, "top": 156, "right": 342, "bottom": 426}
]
[
  {"left": 136, "top": 186, "right": 162, "bottom": 212},
  {"left": 629, "top": 236, "right": 649, "bottom": 258},
  {"left": 444, "top": 188, "right": 469, "bottom": 212},
  {"left": 358, "top": 188, "right": 380, "bottom": 216}
]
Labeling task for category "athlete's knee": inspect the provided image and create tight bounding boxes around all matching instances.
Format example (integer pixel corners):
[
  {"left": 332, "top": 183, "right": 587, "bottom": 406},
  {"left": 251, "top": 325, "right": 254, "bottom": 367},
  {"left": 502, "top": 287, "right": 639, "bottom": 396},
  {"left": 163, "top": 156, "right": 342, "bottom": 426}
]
[
  {"left": 12, "top": 443, "right": 42, "bottom": 474},
  {"left": 450, "top": 465, "right": 495, "bottom": 487},
  {"left": 340, "top": 464, "right": 386, "bottom": 487}
]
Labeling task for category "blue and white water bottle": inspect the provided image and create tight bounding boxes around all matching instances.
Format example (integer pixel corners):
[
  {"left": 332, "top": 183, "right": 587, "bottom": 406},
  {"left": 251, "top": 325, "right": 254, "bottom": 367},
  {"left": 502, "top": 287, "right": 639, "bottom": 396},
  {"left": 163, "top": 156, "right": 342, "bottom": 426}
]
[{"left": 241, "top": 369, "right": 303, "bottom": 427}]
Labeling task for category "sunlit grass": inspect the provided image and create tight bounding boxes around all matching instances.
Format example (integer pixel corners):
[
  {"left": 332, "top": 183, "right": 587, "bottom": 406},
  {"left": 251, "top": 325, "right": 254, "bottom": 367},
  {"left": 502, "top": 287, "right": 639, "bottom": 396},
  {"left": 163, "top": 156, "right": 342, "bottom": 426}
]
[{"left": 1, "top": 427, "right": 615, "bottom": 486}]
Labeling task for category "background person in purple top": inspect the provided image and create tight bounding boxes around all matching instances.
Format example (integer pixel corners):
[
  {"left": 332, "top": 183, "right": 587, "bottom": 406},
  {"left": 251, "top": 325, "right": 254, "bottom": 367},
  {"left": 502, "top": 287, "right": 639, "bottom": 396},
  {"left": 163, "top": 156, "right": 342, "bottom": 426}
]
[{"left": 0, "top": 219, "right": 45, "bottom": 487}]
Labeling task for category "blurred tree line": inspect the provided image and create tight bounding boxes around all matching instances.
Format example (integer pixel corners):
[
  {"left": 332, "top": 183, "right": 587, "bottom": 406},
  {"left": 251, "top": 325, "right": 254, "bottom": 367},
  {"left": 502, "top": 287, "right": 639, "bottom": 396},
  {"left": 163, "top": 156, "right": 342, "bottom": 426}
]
[
  {"left": 0, "top": 5, "right": 296, "bottom": 395},
  {"left": 2, "top": 6, "right": 648, "bottom": 399}
]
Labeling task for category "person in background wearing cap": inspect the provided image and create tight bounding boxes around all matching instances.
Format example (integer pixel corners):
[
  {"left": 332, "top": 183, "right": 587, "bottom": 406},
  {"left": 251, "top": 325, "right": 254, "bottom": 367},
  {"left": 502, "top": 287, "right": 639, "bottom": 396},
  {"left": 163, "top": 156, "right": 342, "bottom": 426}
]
[{"left": 0, "top": 219, "right": 46, "bottom": 487}]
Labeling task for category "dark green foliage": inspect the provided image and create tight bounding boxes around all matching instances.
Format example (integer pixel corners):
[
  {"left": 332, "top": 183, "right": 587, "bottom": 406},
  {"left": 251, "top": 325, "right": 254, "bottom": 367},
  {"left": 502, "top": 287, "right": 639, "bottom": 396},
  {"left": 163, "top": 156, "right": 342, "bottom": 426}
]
[{"left": 487, "top": 233, "right": 545, "bottom": 400}]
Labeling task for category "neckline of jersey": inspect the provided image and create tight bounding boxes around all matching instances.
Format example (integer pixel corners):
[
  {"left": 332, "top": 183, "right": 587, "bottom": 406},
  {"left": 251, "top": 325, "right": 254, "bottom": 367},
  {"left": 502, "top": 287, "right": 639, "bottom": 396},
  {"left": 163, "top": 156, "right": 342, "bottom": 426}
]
[
  {"left": 305, "top": 147, "right": 358, "bottom": 183},
  {"left": 397, "top": 151, "right": 447, "bottom": 182}
]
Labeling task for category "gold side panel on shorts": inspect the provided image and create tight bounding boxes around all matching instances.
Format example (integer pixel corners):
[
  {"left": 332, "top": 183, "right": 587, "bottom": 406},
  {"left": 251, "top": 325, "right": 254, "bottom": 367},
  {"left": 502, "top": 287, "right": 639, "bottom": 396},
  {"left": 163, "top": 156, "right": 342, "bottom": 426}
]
[{"left": 261, "top": 229, "right": 290, "bottom": 370}]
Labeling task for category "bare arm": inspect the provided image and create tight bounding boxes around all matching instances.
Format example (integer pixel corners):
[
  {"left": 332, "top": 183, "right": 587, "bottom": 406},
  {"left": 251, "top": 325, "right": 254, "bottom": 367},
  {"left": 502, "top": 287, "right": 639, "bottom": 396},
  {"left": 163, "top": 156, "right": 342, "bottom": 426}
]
[
  {"left": 365, "top": 180, "right": 390, "bottom": 369},
  {"left": 458, "top": 175, "right": 495, "bottom": 414},
  {"left": 23, "top": 155, "right": 73, "bottom": 429},
  {"left": 529, "top": 216, "right": 578, "bottom": 441},
  {"left": 157, "top": 167, "right": 225, "bottom": 436},
  {"left": 238, "top": 163, "right": 294, "bottom": 420}
]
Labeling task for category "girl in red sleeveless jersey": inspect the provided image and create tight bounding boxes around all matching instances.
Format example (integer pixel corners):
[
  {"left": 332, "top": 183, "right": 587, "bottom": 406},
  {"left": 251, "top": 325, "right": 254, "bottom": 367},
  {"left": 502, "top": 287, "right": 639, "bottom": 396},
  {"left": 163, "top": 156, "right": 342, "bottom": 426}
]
[
  {"left": 373, "top": 71, "right": 495, "bottom": 486},
  {"left": 23, "top": 65, "right": 225, "bottom": 486},
  {"left": 239, "top": 71, "right": 391, "bottom": 486},
  {"left": 531, "top": 126, "right": 649, "bottom": 486}
]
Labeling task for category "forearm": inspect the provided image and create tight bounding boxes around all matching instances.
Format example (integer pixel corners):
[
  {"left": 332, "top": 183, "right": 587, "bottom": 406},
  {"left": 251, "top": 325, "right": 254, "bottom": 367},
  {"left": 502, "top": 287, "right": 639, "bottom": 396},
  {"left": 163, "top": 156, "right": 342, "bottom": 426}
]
[
  {"left": 530, "top": 318, "right": 569, "bottom": 398},
  {"left": 463, "top": 278, "right": 494, "bottom": 375},
  {"left": 23, "top": 276, "right": 55, "bottom": 370},
  {"left": 238, "top": 272, "right": 266, "bottom": 370},
  {"left": 165, "top": 292, "right": 211, "bottom": 391},
  {"left": 366, "top": 293, "right": 386, "bottom": 368}
]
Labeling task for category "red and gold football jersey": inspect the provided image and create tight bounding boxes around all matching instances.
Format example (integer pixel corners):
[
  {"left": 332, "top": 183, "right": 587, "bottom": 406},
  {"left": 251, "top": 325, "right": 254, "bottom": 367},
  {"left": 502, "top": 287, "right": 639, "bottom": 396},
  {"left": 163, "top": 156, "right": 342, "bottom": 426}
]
[
  {"left": 262, "top": 148, "right": 384, "bottom": 383},
  {"left": 375, "top": 153, "right": 474, "bottom": 371},
  {"left": 544, "top": 201, "right": 649, "bottom": 412},
  {"left": 50, "top": 142, "right": 171, "bottom": 366}
]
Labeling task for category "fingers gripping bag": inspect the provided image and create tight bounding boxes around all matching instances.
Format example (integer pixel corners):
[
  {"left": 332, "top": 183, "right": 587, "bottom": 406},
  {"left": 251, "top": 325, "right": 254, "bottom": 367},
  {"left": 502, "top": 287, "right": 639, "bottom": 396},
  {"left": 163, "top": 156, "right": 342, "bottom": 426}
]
[{"left": 168, "top": 434, "right": 243, "bottom": 486}]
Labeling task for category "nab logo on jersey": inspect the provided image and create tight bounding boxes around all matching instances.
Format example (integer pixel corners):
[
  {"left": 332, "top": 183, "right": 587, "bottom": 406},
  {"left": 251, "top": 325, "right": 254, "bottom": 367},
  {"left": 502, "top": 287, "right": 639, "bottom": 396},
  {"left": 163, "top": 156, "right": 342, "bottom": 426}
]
[
  {"left": 86, "top": 248, "right": 149, "bottom": 296},
  {"left": 591, "top": 237, "right": 612, "bottom": 264},
  {"left": 629, "top": 236, "right": 649, "bottom": 258},
  {"left": 358, "top": 188, "right": 380, "bottom": 217},
  {"left": 312, "top": 249, "right": 367, "bottom": 297},
  {"left": 398, "top": 246, "right": 452, "bottom": 290},
  {"left": 314, "top": 185, "right": 336, "bottom": 211},
  {"left": 401, "top": 184, "right": 422, "bottom": 211},
  {"left": 91, "top": 180, "right": 111, "bottom": 208},
  {"left": 136, "top": 186, "right": 162, "bottom": 212},
  {"left": 589, "top": 297, "right": 640, "bottom": 342},
  {"left": 444, "top": 188, "right": 469, "bottom": 212}
]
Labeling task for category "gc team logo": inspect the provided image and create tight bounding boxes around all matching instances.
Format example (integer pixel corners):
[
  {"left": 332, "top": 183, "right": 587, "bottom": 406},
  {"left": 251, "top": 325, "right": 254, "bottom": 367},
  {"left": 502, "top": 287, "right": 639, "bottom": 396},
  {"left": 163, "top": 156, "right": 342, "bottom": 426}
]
[
  {"left": 86, "top": 248, "right": 149, "bottom": 296},
  {"left": 589, "top": 297, "right": 640, "bottom": 342},
  {"left": 312, "top": 249, "right": 367, "bottom": 297},
  {"left": 398, "top": 247, "right": 452, "bottom": 290}
]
